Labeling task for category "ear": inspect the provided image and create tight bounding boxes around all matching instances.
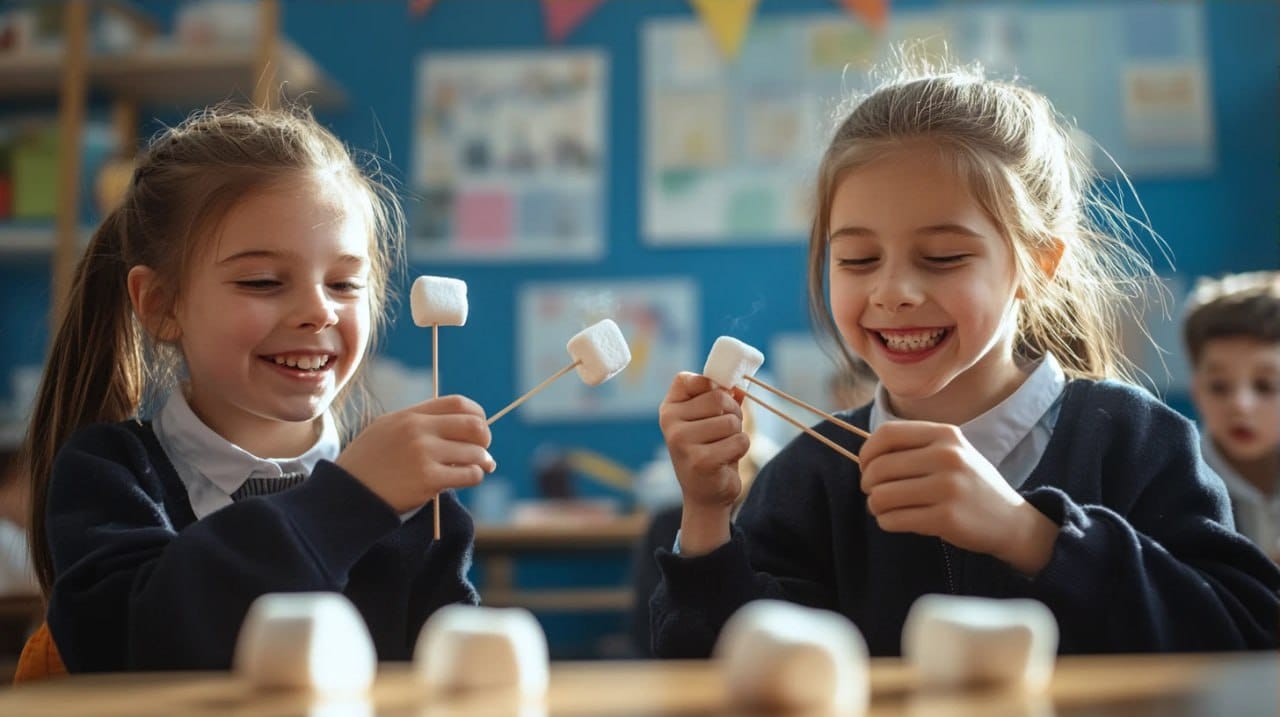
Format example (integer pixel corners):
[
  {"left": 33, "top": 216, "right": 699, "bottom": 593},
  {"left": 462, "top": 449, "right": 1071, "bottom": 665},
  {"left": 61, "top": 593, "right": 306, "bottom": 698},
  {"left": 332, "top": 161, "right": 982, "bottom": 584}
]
[
  {"left": 1016, "top": 238, "right": 1066, "bottom": 299},
  {"left": 127, "top": 265, "right": 181, "bottom": 342}
]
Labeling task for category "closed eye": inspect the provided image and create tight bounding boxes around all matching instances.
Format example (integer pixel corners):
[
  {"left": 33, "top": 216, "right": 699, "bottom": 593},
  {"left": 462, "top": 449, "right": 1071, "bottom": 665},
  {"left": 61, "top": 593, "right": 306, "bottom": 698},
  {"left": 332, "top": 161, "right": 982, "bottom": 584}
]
[
  {"left": 836, "top": 257, "right": 878, "bottom": 268},
  {"left": 926, "top": 254, "right": 971, "bottom": 264},
  {"left": 235, "top": 279, "right": 281, "bottom": 290},
  {"left": 329, "top": 281, "right": 366, "bottom": 293}
]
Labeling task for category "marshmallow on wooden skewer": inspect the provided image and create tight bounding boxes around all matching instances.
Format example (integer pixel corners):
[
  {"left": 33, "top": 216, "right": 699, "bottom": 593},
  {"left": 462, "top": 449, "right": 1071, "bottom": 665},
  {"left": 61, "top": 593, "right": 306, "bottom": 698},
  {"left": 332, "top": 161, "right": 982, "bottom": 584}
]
[
  {"left": 702, "top": 336, "right": 865, "bottom": 463},
  {"left": 411, "top": 275, "right": 469, "bottom": 540},
  {"left": 903, "top": 594, "right": 1059, "bottom": 692},
  {"left": 488, "top": 319, "right": 631, "bottom": 425},
  {"left": 715, "top": 600, "right": 870, "bottom": 715},
  {"left": 233, "top": 592, "right": 376, "bottom": 694},
  {"left": 414, "top": 605, "right": 549, "bottom": 697}
]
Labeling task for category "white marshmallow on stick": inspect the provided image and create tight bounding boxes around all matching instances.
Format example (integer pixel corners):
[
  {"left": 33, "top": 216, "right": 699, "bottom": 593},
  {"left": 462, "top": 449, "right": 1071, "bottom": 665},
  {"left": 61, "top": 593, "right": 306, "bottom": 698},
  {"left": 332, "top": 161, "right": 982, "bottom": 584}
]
[
  {"left": 703, "top": 335, "right": 868, "bottom": 464},
  {"left": 233, "top": 592, "right": 376, "bottom": 694},
  {"left": 410, "top": 275, "right": 469, "bottom": 540},
  {"left": 714, "top": 600, "right": 870, "bottom": 715},
  {"left": 487, "top": 319, "right": 631, "bottom": 425},
  {"left": 414, "top": 605, "right": 549, "bottom": 698},
  {"left": 902, "top": 594, "right": 1059, "bottom": 692}
]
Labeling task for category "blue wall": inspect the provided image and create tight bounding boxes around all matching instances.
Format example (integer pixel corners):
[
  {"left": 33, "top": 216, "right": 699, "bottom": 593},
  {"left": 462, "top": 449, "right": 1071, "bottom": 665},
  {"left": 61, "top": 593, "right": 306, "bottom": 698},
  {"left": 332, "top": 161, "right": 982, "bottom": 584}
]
[{"left": 2, "top": 0, "right": 1277, "bottom": 498}]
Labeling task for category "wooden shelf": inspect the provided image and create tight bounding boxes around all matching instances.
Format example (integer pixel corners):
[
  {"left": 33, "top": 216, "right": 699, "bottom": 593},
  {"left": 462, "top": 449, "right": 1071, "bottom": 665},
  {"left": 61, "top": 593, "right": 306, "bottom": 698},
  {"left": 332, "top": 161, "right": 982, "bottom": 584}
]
[
  {"left": 483, "top": 588, "right": 633, "bottom": 612},
  {"left": 0, "top": 225, "right": 94, "bottom": 256},
  {"left": 0, "top": 40, "right": 344, "bottom": 107}
]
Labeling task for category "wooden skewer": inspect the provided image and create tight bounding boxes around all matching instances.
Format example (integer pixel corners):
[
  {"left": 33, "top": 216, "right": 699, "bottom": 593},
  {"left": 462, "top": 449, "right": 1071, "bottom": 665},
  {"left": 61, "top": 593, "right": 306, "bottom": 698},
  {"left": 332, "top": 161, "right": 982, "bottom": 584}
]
[
  {"left": 745, "top": 375, "right": 871, "bottom": 440},
  {"left": 432, "top": 324, "right": 441, "bottom": 540},
  {"left": 742, "top": 392, "right": 860, "bottom": 465},
  {"left": 487, "top": 360, "right": 582, "bottom": 426}
]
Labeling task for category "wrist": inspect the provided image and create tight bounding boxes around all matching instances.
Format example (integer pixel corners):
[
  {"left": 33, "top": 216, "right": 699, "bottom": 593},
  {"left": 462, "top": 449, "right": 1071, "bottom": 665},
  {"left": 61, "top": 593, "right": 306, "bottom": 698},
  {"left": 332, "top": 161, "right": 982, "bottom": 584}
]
[
  {"left": 1000, "top": 501, "right": 1058, "bottom": 576},
  {"left": 677, "top": 503, "right": 733, "bottom": 556}
]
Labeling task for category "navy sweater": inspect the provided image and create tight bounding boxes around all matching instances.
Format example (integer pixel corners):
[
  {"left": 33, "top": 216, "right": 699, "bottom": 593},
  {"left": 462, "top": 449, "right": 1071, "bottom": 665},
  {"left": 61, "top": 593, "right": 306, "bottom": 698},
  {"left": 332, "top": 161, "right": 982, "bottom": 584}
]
[
  {"left": 45, "top": 420, "right": 479, "bottom": 672},
  {"left": 651, "top": 380, "right": 1280, "bottom": 657}
]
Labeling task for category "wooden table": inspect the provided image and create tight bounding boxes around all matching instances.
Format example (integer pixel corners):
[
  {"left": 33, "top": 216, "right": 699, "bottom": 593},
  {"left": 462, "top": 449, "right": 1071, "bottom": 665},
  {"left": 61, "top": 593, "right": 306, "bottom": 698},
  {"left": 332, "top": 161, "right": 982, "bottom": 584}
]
[
  {"left": 473, "top": 513, "right": 649, "bottom": 612},
  {"left": 1, "top": 653, "right": 1274, "bottom": 716}
]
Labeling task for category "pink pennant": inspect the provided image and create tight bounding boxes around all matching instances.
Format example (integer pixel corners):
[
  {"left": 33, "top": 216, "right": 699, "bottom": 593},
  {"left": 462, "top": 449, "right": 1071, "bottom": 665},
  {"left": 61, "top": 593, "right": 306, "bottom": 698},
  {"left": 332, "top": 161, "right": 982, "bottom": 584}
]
[
  {"left": 409, "top": 0, "right": 437, "bottom": 19},
  {"left": 542, "top": 0, "right": 604, "bottom": 43},
  {"left": 838, "top": 0, "right": 888, "bottom": 31}
]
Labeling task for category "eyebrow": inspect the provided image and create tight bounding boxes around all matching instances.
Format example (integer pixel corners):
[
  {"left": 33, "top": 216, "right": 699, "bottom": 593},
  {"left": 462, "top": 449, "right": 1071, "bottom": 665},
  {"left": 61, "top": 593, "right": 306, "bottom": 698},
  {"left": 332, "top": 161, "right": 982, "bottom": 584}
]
[
  {"left": 828, "top": 223, "right": 985, "bottom": 242},
  {"left": 217, "top": 249, "right": 368, "bottom": 267}
]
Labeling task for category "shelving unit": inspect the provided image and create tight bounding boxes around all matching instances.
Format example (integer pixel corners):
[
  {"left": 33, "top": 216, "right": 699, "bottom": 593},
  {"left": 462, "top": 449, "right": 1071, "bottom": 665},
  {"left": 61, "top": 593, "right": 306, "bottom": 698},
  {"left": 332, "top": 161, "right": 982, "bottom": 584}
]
[{"left": 0, "top": 0, "right": 345, "bottom": 322}]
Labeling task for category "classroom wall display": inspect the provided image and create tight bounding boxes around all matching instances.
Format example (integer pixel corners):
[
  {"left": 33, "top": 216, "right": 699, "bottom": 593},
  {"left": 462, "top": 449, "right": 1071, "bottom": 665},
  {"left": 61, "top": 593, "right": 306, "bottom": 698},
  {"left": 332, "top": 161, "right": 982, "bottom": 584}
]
[
  {"left": 411, "top": 50, "right": 607, "bottom": 262},
  {"left": 516, "top": 278, "right": 697, "bottom": 421},
  {"left": 642, "top": 1, "right": 1211, "bottom": 246}
]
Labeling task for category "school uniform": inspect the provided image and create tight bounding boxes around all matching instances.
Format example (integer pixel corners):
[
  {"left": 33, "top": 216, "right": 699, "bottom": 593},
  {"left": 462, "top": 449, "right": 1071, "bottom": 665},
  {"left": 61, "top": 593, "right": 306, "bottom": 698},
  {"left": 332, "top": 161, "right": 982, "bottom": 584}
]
[
  {"left": 1202, "top": 435, "right": 1280, "bottom": 559},
  {"left": 651, "top": 356, "right": 1280, "bottom": 657},
  {"left": 45, "top": 390, "right": 478, "bottom": 672}
]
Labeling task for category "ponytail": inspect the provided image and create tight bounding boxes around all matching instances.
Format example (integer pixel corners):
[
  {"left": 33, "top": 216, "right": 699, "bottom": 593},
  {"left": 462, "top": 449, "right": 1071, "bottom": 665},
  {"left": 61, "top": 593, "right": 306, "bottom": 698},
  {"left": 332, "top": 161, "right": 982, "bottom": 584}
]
[{"left": 23, "top": 208, "right": 146, "bottom": 595}]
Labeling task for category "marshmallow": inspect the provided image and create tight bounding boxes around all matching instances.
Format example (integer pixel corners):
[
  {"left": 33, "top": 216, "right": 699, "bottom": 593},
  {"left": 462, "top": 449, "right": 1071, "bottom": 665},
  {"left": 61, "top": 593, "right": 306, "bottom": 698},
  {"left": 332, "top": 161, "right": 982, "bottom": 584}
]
[
  {"left": 414, "top": 605, "right": 549, "bottom": 697},
  {"left": 566, "top": 318, "right": 631, "bottom": 386},
  {"left": 714, "top": 600, "right": 869, "bottom": 714},
  {"left": 703, "top": 336, "right": 764, "bottom": 391},
  {"left": 411, "top": 275, "right": 468, "bottom": 327},
  {"left": 902, "top": 595, "right": 1059, "bottom": 691},
  {"left": 233, "top": 592, "right": 376, "bottom": 694}
]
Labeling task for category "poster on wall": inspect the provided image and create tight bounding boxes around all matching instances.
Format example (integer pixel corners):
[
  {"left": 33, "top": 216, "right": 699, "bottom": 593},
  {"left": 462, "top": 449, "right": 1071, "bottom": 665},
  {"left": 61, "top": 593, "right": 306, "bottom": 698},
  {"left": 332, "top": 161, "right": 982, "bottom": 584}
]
[
  {"left": 643, "top": 2, "right": 1211, "bottom": 246},
  {"left": 412, "top": 51, "right": 607, "bottom": 262},
  {"left": 517, "top": 279, "right": 698, "bottom": 421}
]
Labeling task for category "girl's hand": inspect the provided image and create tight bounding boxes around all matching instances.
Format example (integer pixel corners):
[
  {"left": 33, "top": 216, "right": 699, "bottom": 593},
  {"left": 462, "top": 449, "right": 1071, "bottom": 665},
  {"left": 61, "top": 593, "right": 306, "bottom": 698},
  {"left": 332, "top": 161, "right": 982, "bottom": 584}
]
[
  {"left": 859, "top": 421, "right": 1057, "bottom": 575},
  {"left": 658, "top": 372, "right": 750, "bottom": 555},
  {"left": 336, "top": 395, "right": 496, "bottom": 514}
]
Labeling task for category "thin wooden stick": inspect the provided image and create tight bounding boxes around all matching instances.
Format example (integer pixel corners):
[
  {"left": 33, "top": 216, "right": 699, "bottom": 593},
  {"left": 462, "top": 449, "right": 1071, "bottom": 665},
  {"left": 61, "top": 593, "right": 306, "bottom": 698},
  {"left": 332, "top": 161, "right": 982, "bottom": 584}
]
[
  {"left": 487, "top": 361, "right": 581, "bottom": 425},
  {"left": 743, "top": 392, "right": 860, "bottom": 465},
  {"left": 432, "top": 323, "right": 441, "bottom": 540},
  {"left": 745, "top": 375, "right": 871, "bottom": 440}
]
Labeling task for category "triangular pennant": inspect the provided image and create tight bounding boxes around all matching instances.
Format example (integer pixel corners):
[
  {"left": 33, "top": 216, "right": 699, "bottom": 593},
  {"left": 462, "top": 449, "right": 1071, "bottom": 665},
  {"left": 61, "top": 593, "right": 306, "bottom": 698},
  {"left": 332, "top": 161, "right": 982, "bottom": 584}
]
[
  {"left": 408, "top": 0, "right": 438, "bottom": 19},
  {"left": 838, "top": 0, "right": 888, "bottom": 31},
  {"left": 689, "top": 0, "right": 759, "bottom": 60},
  {"left": 542, "top": 0, "right": 605, "bottom": 43}
]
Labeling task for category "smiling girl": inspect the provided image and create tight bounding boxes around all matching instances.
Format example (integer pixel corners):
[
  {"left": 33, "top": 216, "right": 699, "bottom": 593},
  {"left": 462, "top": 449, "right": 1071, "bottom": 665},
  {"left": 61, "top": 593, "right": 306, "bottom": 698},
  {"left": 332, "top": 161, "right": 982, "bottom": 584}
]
[
  {"left": 650, "top": 61, "right": 1280, "bottom": 657},
  {"left": 19, "top": 106, "right": 495, "bottom": 675}
]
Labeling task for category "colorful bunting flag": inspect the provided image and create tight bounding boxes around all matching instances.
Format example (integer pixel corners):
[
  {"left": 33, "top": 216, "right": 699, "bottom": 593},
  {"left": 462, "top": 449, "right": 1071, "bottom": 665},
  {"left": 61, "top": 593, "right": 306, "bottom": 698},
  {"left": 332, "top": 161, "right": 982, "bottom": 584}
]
[
  {"left": 542, "top": 0, "right": 604, "bottom": 43},
  {"left": 689, "top": 0, "right": 759, "bottom": 60},
  {"left": 838, "top": 0, "right": 888, "bottom": 31},
  {"left": 408, "top": 0, "right": 438, "bottom": 19}
]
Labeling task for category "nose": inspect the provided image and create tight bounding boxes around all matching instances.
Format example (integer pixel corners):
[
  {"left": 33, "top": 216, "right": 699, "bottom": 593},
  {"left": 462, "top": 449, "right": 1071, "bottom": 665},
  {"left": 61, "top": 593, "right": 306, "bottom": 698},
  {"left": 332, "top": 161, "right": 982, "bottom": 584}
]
[
  {"left": 870, "top": 262, "right": 923, "bottom": 313},
  {"left": 295, "top": 284, "right": 339, "bottom": 331}
]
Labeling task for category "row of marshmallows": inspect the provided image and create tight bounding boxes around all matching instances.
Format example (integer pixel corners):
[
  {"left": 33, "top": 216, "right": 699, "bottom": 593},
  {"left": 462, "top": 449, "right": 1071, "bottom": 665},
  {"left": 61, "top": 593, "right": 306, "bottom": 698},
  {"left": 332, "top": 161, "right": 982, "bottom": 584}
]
[{"left": 233, "top": 593, "right": 1058, "bottom": 713}]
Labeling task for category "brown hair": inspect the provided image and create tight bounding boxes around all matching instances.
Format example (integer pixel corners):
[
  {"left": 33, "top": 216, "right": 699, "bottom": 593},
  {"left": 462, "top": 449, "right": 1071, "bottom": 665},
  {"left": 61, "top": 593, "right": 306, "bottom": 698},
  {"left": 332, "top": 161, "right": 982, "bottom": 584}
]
[
  {"left": 22, "top": 104, "right": 405, "bottom": 595},
  {"left": 806, "top": 54, "right": 1159, "bottom": 384},
  {"left": 1183, "top": 271, "right": 1280, "bottom": 366}
]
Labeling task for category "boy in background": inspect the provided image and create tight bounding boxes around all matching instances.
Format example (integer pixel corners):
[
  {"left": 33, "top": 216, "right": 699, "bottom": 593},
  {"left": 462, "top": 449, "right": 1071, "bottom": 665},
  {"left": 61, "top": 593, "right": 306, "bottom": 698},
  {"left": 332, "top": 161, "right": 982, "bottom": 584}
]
[{"left": 1184, "top": 271, "right": 1280, "bottom": 561}]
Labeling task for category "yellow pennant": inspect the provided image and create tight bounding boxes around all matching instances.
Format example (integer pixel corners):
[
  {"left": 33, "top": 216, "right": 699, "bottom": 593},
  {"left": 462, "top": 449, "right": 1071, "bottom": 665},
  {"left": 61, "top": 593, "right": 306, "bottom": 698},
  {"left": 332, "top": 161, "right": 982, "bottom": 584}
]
[{"left": 689, "top": 0, "right": 760, "bottom": 60}]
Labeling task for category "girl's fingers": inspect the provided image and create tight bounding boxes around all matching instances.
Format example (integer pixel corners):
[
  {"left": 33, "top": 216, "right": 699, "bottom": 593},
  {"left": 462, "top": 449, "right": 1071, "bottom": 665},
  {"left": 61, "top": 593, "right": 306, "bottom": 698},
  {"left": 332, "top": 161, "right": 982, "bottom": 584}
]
[
  {"left": 859, "top": 444, "right": 935, "bottom": 492},
  {"left": 680, "top": 432, "right": 750, "bottom": 474},
  {"left": 858, "top": 420, "right": 953, "bottom": 466},
  {"left": 427, "top": 463, "right": 488, "bottom": 490},
  {"left": 865, "top": 475, "right": 935, "bottom": 516},
  {"left": 872, "top": 504, "right": 943, "bottom": 537},
  {"left": 410, "top": 394, "right": 487, "bottom": 417},
  {"left": 666, "top": 412, "right": 744, "bottom": 448}
]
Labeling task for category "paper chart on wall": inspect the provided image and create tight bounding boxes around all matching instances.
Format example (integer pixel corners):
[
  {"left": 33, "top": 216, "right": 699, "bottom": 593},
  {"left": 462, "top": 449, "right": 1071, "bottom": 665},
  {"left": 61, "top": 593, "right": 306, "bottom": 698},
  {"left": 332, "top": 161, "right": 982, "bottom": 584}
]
[
  {"left": 411, "top": 51, "right": 606, "bottom": 262},
  {"left": 642, "top": 2, "right": 1211, "bottom": 246},
  {"left": 516, "top": 279, "right": 697, "bottom": 421}
]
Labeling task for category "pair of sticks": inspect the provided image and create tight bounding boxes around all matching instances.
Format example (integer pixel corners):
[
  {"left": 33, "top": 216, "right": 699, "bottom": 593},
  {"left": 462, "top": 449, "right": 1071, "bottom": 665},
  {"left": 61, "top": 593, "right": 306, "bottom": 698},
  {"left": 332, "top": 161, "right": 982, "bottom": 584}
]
[{"left": 739, "top": 376, "right": 870, "bottom": 465}]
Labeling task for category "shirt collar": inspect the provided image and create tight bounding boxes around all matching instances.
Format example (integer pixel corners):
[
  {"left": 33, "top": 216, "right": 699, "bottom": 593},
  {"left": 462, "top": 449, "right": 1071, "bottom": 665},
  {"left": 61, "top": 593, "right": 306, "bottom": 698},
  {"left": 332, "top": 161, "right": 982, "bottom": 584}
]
[
  {"left": 152, "top": 387, "right": 340, "bottom": 497},
  {"left": 1201, "top": 432, "right": 1278, "bottom": 505},
  {"left": 869, "top": 353, "right": 1066, "bottom": 468}
]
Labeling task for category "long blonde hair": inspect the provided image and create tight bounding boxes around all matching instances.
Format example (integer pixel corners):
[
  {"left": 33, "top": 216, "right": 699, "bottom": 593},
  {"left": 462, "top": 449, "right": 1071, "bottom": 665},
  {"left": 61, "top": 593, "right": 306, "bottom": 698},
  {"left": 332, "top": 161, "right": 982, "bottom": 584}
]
[
  {"left": 807, "top": 57, "right": 1159, "bottom": 384},
  {"left": 22, "top": 104, "right": 405, "bottom": 594}
]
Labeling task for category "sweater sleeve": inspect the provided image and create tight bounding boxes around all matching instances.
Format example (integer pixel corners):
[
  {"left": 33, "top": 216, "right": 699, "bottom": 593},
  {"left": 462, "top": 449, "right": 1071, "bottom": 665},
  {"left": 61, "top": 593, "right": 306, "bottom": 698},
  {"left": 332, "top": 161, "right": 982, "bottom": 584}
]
[
  {"left": 649, "top": 422, "right": 851, "bottom": 658},
  {"left": 46, "top": 424, "right": 404, "bottom": 672},
  {"left": 1010, "top": 389, "right": 1280, "bottom": 652}
]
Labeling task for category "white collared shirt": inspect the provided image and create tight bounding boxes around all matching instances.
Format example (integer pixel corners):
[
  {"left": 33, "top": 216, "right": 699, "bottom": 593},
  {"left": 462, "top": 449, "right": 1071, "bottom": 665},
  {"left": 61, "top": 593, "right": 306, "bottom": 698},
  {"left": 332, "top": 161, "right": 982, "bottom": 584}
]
[
  {"left": 1201, "top": 435, "right": 1280, "bottom": 558},
  {"left": 869, "top": 353, "right": 1067, "bottom": 489},
  {"left": 152, "top": 389, "right": 339, "bottom": 519}
]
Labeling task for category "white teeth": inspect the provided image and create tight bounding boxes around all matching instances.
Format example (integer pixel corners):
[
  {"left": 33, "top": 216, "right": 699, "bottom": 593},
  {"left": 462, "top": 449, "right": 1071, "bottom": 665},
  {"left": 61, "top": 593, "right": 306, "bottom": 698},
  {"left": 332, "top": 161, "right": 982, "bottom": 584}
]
[
  {"left": 272, "top": 355, "right": 330, "bottom": 370},
  {"left": 879, "top": 329, "right": 946, "bottom": 352}
]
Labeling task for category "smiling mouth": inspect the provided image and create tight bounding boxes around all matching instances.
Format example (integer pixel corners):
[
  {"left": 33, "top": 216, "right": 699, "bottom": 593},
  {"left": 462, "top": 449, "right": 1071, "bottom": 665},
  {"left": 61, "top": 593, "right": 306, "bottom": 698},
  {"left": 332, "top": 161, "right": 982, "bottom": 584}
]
[
  {"left": 875, "top": 329, "right": 949, "bottom": 352},
  {"left": 262, "top": 354, "right": 335, "bottom": 372}
]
